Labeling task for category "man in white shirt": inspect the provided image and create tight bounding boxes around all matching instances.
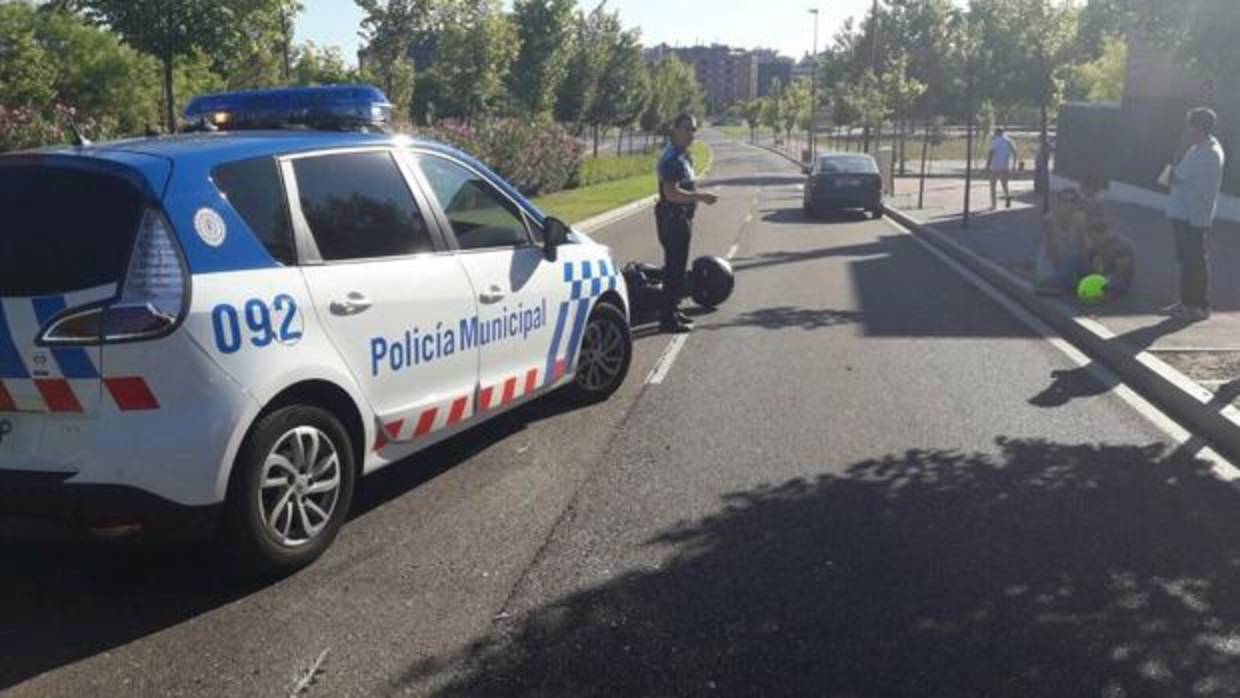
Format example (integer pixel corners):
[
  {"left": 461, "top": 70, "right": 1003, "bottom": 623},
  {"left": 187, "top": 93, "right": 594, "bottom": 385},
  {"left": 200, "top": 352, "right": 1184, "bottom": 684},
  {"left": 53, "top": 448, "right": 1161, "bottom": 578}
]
[
  {"left": 1165, "top": 107, "right": 1226, "bottom": 322},
  {"left": 987, "top": 128, "right": 1019, "bottom": 209}
]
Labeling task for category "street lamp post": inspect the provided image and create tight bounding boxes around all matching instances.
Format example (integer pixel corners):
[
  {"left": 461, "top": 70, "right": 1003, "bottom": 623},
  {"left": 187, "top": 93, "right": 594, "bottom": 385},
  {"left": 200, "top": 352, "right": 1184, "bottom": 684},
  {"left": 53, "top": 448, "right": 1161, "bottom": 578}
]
[{"left": 809, "top": 8, "right": 819, "bottom": 163}]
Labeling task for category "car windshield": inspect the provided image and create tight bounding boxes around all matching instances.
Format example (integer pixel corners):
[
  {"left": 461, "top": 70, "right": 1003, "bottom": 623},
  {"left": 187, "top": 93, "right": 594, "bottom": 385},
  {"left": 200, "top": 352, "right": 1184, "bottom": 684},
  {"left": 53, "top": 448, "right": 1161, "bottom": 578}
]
[{"left": 815, "top": 155, "right": 878, "bottom": 174}]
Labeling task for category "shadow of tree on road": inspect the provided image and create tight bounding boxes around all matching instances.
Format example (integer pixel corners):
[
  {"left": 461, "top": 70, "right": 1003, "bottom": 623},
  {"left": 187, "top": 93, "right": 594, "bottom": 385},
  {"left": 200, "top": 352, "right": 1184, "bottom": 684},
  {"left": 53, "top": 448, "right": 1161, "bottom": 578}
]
[
  {"left": 699, "top": 306, "right": 864, "bottom": 332},
  {"left": 403, "top": 438, "right": 1240, "bottom": 697}
]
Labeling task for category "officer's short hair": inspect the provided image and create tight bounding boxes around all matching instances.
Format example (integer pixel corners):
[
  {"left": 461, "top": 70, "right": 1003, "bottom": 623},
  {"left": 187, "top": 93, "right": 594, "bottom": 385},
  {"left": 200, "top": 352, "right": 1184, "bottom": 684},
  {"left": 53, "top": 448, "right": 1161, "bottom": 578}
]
[
  {"left": 673, "top": 113, "right": 698, "bottom": 131},
  {"left": 1188, "top": 107, "right": 1217, "bottom": 136}
]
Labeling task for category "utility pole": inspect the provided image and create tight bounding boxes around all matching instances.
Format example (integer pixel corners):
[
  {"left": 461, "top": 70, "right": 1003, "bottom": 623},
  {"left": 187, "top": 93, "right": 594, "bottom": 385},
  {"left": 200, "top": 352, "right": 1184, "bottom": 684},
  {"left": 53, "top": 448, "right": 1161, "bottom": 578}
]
[{"left": 809, "top": 8, "right": 820, "bottom": 163}]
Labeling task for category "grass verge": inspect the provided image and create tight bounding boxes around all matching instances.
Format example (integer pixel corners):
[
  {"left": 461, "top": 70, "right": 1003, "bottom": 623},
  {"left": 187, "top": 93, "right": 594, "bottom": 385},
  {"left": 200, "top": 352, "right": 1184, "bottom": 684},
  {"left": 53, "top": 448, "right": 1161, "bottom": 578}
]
[{"left": 533, "top": 141, "right": 713, "bottom": 224}]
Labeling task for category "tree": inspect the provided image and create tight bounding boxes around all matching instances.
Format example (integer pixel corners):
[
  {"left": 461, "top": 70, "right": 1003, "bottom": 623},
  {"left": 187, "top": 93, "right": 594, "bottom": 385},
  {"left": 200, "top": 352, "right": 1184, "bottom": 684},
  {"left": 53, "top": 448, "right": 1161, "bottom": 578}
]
[
  {"left": 432, "top": 0, "right": 519, "bottom": 122},
  {"left": 639, "top": 56, "right": 702, "bottom": 140},
  {"left": 763, "top": 80, "right": 785, "bottom": 140},
  {"left": 1067, "top": 35, "right": 1126, "bottom": 102},
  {"left": 293, "top": 42, "right": 356, "bottom": 86},
  {"left": 554, "top": 3, "right": 617, "bottom": 131},
  {"left": 276, "top": 0, "right": 304, "bottom": 81},
  {"left": 80, "top": 0, "right": 236, "bottom": 131},
  {"left": 0, "top": 4, "right": 58, "bottom": 107},
  {"left": 741, "top": 99, "right": 765, "bottom": 143},
  {"left": 33, "top": 6, "right": 164, "bottom": 134},
  {"left": 508, "top": 0, "right": 575, "bottom": 117},
  {"left": 781, "top": 78, "right": 812, "bottom": 148},
  {"left": 587, "top": 26, "right": 648, "bottom": 156},
  {"left": 357, "top": 0, "right": 431, "bottom": 122}
]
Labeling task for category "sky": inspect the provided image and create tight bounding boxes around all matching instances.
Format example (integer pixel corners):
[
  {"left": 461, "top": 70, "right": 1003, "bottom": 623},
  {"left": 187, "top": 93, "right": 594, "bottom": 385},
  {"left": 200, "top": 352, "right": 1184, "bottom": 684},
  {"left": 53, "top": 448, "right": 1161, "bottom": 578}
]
[{"left": 297, "top": 0, "right": 885, "bottom": 66}]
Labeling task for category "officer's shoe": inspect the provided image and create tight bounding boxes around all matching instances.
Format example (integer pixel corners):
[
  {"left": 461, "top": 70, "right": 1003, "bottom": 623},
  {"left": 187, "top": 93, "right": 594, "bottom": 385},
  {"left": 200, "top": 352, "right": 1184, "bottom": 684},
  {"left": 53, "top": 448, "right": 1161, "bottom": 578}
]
[{"left": 659, "top": 315, "right": 694, "bottom": 334}]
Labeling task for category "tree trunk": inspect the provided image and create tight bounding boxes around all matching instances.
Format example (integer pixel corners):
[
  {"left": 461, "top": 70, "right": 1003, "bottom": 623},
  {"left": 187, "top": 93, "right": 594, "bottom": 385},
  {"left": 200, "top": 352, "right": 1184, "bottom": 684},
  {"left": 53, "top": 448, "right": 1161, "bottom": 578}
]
[
  {"left": 617, "top": 127, "right": 624, "bottom": 157},
  {"left": 592, "top": 124, "right": 600, "bottom": 158},
  {"left": 281, "top": 13, "right": 292, "bottom": 82},
  {"left": 918, "top": 116, "right": 931, "bottom": 209},
  {"left": 1040, "top": 103, "right": 1050, "bottom": 214},
  {"left": 890, "top": 115, "right": 899, "bottom": 179},
  {"left": 964, "top": 81, "right": 975, "bottom": 229},
  {"left": 163, "top": 53, "right": 176, "bottom": 133}
]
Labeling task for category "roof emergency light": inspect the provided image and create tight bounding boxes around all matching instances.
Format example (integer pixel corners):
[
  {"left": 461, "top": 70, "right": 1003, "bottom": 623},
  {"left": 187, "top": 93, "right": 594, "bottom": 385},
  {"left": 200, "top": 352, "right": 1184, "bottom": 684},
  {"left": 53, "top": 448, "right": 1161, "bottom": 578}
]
[{"left": 184, "top": 85, "right": 393, "bottom": 132}]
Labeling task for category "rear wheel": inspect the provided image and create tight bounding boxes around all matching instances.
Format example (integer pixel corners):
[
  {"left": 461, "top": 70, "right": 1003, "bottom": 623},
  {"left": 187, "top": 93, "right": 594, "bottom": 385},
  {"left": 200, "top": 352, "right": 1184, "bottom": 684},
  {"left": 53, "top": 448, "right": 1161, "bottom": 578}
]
[
  {"left": 567, "top": 303, "right": 632, "bottom": 403},
  {"left": 223, "top": 405, "right": 356, "bottom": 577}
]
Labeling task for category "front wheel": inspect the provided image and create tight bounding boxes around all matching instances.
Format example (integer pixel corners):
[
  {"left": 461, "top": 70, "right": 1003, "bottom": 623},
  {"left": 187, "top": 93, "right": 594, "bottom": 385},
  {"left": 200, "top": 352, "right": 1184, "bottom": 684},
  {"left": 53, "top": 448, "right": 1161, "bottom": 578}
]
[
  {"left": 567, "top": 303, "right": 632, "bottom": 403},
  {"left": 223, "top": 405, "right": 356, "bottom": 577}
]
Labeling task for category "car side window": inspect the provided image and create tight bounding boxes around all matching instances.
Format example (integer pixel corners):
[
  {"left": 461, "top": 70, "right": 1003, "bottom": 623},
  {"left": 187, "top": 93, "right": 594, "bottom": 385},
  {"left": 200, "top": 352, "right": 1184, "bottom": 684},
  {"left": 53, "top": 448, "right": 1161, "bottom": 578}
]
[
  {"left": 213, "top": 157, "right": 296, "bottom": 265},
  {"left": 416, "top": 155, "right": 532, "bottom": 250},
  {"left": 292, "top": 151, "right": 433, "bottom": 261}
]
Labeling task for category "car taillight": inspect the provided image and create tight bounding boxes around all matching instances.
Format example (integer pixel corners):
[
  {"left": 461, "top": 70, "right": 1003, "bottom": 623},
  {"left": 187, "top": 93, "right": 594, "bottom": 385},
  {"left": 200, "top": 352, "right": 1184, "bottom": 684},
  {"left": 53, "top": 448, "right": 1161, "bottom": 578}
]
[{"left": 40, "top": 208, "right": 188, "bottom": 345}]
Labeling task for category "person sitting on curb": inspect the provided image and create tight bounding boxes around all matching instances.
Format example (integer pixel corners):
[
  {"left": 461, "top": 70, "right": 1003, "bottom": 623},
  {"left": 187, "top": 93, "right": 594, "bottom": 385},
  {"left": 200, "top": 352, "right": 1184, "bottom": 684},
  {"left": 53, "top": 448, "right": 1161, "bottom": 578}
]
[
  {"left": 1035, "top": 189, "right": 1090, "bottom": 296},
  {"left": 1085, "top": 220, "right": 1135, "bottom": 298},
  {"left": 1077, "top": 175, "right": 1108, "bottom": 228}
]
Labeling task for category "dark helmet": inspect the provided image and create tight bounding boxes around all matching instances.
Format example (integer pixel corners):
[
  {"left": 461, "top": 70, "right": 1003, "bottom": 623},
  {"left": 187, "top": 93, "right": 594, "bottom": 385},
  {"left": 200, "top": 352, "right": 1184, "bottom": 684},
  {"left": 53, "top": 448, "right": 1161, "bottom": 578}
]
[{"left": 690, "top": 256, "right": 735, "bottom": 308}]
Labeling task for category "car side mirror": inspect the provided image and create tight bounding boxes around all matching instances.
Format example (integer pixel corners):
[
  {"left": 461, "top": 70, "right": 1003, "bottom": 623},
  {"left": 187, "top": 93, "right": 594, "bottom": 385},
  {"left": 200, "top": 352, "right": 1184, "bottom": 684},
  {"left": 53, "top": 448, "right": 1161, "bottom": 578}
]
[{"left": 544, "top": 216, "right": 570, "bottom": 261}]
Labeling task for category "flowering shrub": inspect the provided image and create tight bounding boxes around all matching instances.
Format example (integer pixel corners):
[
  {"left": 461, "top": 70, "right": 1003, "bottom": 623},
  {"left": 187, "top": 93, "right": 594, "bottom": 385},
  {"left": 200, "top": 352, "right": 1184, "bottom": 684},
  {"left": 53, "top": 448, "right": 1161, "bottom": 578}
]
[
  {"left": 0, "top": 104, "right": 116, "bottom": 153},
  {"left": 421, "top": 118, "right": 583, "bottom": 197}
]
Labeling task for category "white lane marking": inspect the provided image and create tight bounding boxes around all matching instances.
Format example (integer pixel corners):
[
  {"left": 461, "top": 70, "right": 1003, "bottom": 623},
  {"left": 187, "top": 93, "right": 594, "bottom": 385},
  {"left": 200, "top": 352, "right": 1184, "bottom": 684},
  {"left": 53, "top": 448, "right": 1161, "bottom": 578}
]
[
  {"left": 727, "top": 244, "right": 740, "bottom": 260},
  {"left": 886, "top": 216, "right": 1240, "bottom": 479},
  {"left": 645, "top": 335, "right": 689, "bottom": 385}
]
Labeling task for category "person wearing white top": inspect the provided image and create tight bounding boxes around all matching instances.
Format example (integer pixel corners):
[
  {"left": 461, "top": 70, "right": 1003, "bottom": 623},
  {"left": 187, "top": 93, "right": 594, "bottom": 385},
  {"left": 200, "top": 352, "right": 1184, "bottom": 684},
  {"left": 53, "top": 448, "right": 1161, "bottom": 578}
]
[
  {"left": 987, "top": 128, "right": 1020, "bottom": 209},
  {"left": 1163, "top": 107, "right": 1226, "bottom": 322}
]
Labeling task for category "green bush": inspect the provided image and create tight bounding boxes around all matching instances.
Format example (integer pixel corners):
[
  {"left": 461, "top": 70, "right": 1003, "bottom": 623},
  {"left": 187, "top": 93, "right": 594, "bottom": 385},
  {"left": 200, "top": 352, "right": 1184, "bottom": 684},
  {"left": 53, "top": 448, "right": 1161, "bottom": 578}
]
[
  {"left": 0, "top": 104, "right": 115, "bottom": 152},
  {"left": 421, "top": 118, "right": 584, "bottom": 197},
  {"left": 577, "top": 149, "right": 662, "bottom": 188}
]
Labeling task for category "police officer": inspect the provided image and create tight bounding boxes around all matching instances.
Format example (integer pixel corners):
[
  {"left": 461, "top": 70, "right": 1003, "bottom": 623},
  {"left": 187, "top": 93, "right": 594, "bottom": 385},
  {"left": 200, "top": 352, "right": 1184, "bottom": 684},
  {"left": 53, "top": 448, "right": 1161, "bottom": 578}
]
[{"left": 656, "top": 113, "right": 718, "bottom": 333}]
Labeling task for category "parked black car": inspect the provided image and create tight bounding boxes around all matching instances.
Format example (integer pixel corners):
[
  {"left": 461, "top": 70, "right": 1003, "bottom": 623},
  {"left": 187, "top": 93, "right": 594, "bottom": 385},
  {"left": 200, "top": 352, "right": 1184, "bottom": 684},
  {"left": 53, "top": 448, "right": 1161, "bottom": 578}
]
[{"left": 802, "top": 154, "right": 883, "bottom": 219}]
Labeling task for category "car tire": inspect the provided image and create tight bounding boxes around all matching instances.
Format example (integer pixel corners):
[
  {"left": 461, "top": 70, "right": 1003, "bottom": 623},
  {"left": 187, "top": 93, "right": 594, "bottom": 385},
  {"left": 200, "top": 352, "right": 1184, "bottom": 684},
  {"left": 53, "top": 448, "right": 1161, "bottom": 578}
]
[
  {"left": 803, "top": 203, "right": 815, "bottom": 219},
  {"left": 223, "top": 405, "right": 356, "bottom": 577},
  {"left": 871, "top": 208, "right": 884, "bottom": 220},
  {"left": 566, "top": 302, "right": 632, "bottom": 403}
]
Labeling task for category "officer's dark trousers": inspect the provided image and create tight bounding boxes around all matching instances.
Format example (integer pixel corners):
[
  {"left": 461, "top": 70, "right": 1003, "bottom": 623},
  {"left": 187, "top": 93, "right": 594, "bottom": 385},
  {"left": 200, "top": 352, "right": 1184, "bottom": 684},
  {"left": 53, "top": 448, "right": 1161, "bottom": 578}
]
[
  {"left": 1173, "top": 220, "right": 1210, "bottom": 309},
  {"left": 657, "top": 210, "right": 692, "bottom": 319}
]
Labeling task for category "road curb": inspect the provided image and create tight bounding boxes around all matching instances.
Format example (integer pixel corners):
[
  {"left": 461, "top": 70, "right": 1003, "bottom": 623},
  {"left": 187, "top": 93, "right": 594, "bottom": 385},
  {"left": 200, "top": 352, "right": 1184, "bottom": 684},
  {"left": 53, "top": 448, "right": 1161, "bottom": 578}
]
[
  {"left": 752, "top": 142, "right": 806, "bottom": 169},
  {"left": 574, "top": 195, "right": 659, "bottom": 234},
  {"left": 885, "top": 203, "right": 1240, "bottom": 464}
]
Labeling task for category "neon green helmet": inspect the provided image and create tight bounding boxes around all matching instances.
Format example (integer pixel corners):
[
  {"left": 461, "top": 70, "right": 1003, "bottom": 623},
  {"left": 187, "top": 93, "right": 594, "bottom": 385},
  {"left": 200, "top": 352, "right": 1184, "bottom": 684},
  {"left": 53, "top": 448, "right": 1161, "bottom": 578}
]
[{"left": 1077, "top": 274, "right": 1108, "bottom": 305}]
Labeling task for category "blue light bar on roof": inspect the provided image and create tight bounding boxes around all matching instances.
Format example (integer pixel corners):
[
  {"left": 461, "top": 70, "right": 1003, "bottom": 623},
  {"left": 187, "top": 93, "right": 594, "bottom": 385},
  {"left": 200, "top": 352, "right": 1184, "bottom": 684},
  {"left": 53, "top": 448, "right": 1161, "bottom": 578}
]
[{"left": 184, "top": 85, "right": 393, "bottom": 131}]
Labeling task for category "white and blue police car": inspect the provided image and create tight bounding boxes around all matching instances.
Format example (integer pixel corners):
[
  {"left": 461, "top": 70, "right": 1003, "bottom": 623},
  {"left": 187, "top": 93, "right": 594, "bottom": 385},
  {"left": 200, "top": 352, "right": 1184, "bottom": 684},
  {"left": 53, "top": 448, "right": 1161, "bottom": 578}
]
[{"left": 0, "top": 86, "right": 632, "bottom": 573}]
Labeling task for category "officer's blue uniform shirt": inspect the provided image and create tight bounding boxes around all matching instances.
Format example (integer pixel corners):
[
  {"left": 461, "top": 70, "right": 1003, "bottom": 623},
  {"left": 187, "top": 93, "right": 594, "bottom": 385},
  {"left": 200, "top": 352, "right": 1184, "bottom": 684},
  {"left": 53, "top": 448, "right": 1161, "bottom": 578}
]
[{"left": 657, "top": 144, "right": 696, "bottom": 215}]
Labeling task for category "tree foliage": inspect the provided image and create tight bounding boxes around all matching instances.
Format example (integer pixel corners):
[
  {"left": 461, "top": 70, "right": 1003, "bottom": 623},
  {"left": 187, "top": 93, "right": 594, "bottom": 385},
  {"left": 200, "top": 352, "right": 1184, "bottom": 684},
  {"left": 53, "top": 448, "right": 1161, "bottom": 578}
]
[
  {"left": 508, "top": 0, "right": 575, "bottom": 117},
  {"left": 79, "top": 0, "right": 237, "bottom": 130},
  {"left": 432, "top": 0, "right": 519, "bottom": 122}
]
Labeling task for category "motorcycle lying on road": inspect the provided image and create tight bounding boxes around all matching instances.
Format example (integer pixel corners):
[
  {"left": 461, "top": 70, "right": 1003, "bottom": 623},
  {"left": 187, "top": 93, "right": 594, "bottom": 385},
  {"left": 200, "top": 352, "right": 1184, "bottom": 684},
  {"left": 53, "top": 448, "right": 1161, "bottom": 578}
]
[{"left": 622, "top": 255, "right": 735, "bottom": 318}]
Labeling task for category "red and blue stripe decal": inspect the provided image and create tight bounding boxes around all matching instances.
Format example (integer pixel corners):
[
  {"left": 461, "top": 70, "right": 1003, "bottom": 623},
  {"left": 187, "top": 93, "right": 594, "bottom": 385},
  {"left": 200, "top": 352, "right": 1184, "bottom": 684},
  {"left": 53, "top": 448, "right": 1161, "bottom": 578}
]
[
  {"left": 543, "top": 259, "right": 621, "bottom": 387},
  {"left": 0, "top": 294, "right": 160, "bottom": 413}
]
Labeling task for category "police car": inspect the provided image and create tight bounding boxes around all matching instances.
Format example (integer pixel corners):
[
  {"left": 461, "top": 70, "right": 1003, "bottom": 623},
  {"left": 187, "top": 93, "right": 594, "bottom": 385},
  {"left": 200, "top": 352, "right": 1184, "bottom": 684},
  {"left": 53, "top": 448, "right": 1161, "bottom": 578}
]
[{"left": 0, "top": 86, "right": 632, "bottom": 573}]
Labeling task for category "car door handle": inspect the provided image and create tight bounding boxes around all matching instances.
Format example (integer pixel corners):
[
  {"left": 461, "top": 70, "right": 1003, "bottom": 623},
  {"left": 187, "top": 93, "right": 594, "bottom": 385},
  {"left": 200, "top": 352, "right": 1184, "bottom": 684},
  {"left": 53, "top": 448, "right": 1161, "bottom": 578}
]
[
  {"left": 479, "top": 286, "right": 506, "bottom": 305},
  {"left": 330, "top": 292, "right": 372, "bottom": 315}
]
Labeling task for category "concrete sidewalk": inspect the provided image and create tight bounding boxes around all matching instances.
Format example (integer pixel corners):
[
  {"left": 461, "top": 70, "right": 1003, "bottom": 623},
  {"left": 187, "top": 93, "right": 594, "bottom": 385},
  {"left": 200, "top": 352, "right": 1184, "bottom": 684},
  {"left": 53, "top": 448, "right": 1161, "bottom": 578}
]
[{"left": 887, "top": 172, "right": 1240, "bottom": 457}]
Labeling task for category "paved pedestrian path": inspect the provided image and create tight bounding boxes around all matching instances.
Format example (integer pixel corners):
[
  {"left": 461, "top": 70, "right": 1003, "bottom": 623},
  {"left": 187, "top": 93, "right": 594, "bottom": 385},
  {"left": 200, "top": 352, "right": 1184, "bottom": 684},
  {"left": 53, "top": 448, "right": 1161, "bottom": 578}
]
[{"left": 888, "top": 174, "right": 1240, "bottom": 390}]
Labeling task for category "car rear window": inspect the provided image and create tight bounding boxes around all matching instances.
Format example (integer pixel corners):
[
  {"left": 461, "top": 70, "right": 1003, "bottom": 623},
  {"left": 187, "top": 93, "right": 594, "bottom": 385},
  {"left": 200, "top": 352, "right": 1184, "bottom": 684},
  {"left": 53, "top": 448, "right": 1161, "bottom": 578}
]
[
  {"left": 213, "top": 157, "right": 295, "bottom": 265},
  {"left": 0, "top": 165, "right": 145, "bottom": 296},
  {"left": 816, "top": 156, "right": 879, "bottom": 174}
]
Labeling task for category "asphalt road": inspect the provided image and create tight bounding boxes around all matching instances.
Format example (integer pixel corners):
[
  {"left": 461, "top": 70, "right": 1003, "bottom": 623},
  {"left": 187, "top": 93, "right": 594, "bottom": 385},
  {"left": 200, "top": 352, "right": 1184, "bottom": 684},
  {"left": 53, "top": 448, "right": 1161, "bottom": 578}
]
[{"left": 5, "top": 134, "right": 1240, "bottom": 698}]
